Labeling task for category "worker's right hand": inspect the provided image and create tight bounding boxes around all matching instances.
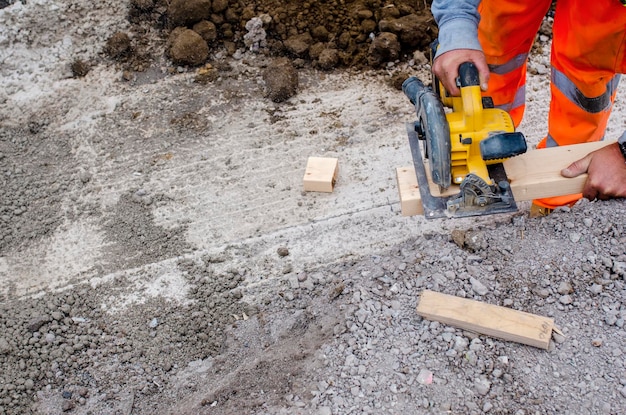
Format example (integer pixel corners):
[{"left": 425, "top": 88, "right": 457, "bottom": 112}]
[
  {"left": 561, "top": 142, "right": 626, "bottom": 200},
  {"left": 432, "top": 49, "right": 490, "bottom": 96}
]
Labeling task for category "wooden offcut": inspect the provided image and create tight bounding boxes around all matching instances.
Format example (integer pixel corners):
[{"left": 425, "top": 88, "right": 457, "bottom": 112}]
[
  {"left": 303, "top": 157, "right": 339, "bottom": 192},
  {"left": 396, "top": 167, "right": 422, "bottom": 216},
  {"left": 396, "top": 141, "right": 611, "bottom": 216},
  {"left": 416, "top": 290, "right": 554, "bottom": 349}
]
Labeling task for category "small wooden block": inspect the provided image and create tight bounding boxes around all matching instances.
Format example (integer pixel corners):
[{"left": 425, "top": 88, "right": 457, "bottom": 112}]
[
  {"left": 416, "top": 290, "right": 554, "bottom": 349},
  {"left": 396, "top": 167, "right": 422, "bottom": 216},
  {"left": 303, "top": 157, "right": 339, "bottom": 192},
  {"left": 396, "top": 162, "right": 459, "bottom": 216}
]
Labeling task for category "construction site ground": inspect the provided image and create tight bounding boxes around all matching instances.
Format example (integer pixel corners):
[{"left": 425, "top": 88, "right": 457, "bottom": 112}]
[{"left": 1, "top": 1, "right": 626, "bottom": 414}]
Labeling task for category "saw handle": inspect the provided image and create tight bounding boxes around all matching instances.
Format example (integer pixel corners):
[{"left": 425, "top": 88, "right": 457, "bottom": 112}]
[{"left": 457, "top": 62, "right": 480, "bottom": 88}]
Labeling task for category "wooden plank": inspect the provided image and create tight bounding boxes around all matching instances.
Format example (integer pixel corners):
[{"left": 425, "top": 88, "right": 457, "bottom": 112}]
[
  {"left": 416, "top": 290, "right": 554, "bottom": 349},
  {"left": 503, "top": 140, "right": 608, "bottom": 200},
  {"left": 397, "top": 141, "right": 612, "bottom": 216},
  {"left": 303, "top": 157, "right": 338, "bottom": 192}
]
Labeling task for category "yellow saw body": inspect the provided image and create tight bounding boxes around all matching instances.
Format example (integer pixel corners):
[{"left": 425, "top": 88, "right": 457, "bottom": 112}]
[{"left": 441, "top": 83, "right": 517, "bottom": 185}]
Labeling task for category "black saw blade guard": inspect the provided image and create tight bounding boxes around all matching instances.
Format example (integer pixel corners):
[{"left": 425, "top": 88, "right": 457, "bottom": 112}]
[{"left": 401, "top": 76, "right": 451, "bottom": 192}]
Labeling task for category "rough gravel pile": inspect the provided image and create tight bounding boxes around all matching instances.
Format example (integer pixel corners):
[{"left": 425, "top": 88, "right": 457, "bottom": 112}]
[
  {"left": 307, "top": 200, "right": 626, "bottom": 415},
  {"left": 0, "top": 255, "right": 257, "bottom": 414},
  {"left": 2, "top": 200, "right": 625, "bottom": 414}
]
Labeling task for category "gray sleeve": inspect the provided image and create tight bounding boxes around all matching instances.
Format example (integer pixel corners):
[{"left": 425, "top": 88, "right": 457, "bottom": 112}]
[
  {"left": 618, "top": 131, "right": 626, "bottom": 160},
  {"left": 431, "top": 0, "right": 483, "bottom": 58}
]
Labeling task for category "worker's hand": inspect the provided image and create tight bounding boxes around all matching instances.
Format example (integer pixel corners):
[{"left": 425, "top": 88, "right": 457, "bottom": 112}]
[
  {"left": 432, "top": 49, "right": 490, "bottom": 96},
  {"left": 561, "top": 142, "right": 626, "bottom": 200}
]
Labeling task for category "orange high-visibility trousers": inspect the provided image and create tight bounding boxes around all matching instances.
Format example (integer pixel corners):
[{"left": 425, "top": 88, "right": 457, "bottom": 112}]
[{"left": 477, "top": 0, "right": 626, "bottom": 208}]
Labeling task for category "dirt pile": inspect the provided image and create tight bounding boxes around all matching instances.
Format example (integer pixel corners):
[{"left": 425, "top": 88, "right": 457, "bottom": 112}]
[{"left": 116, "top": 0, "right": 437, "bottom": 71}]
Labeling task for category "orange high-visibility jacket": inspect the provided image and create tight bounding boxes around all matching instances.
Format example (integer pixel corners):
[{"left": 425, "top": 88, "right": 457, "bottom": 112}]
[{"left": 478, "top": 0, "right": 626, "bottom": 148}]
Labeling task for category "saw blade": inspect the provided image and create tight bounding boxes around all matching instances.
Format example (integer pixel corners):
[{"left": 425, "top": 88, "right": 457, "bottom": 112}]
[{"left": 402, "top": 76, "right": 451, "bottom": 190}]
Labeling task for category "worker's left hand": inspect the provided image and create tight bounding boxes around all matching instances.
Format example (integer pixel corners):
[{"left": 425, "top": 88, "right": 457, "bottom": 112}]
[{"left": 561, "top": 142, "right": 626, "bottom": 200}]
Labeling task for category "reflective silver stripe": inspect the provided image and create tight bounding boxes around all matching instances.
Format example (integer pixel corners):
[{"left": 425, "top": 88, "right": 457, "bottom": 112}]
[
  {"left": 551, "top": 67, "right": 620, "bottom": 114},
  {"left": 494, "top": 85, "right": 526, "bottom": 112},
  {"left": 511, "top": 84, "right": 525, "bottom": 110},
  {"left": 494, "top": 104, "right": 509, "bottom": 112},
  {"left": 488, "top": 53, "right": 528, "bottom": 75},
  {"left": 544, "top": 134, "right": 559, "bottom": 148}
]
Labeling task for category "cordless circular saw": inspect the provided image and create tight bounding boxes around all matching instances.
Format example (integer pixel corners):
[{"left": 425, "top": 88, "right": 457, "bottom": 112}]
[{"left": 402, "top": 62, "right": 527, "bottom": 218}]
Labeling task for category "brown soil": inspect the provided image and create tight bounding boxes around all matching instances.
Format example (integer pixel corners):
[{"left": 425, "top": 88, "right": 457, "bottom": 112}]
[{"left": 122, "top": 0, "right": 437, "bottom": 72}]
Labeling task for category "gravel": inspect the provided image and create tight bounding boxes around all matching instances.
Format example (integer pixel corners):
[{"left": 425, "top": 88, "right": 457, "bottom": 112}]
[{"left": 1, "top": 200, "right": 624, "bottom": 414}]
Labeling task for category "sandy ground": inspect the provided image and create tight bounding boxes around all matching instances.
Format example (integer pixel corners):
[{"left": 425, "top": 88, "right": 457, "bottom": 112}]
[{"left": 1, "top": 1, "right": 626, "bottom": 415}]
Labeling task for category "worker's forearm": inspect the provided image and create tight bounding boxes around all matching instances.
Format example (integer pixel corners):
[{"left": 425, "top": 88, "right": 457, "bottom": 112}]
[{"left": 431, "top": 0, "right": 482, "bottom": 58}]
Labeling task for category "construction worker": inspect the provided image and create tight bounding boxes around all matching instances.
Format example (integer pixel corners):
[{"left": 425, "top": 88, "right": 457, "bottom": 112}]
[{"left": 431, "top": 0, "right": 626, "bottom": 211}]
